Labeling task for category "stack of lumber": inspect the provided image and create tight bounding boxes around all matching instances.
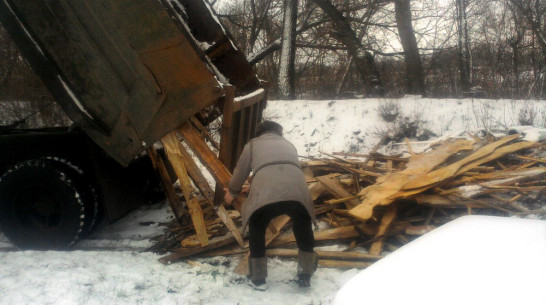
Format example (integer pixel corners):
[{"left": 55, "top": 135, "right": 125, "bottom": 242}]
[{"left": 152, "top": 129, "right": 544, "bottom": 270}]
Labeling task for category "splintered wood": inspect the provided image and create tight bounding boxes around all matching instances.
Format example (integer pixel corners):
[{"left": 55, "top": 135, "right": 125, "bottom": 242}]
[{"left": 152, "top": 126, "right": 544, "bottom": 270}]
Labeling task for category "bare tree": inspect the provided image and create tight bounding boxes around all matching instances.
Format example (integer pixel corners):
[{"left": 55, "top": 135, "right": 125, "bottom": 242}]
[
  {"left": 311, "top": 0, "right": 385, "bottom": 96},
  {"left": 394, "top": 0, "right": 425, "bottom": 95},
  {"left": 507, "top": 0, "right": 546, "bottom": 61},
  {"left": 278, "top": 0, "right": 298, "bottom": 99},
  {"left": 456, "top": 0, "right": 472, "bottom": 92}
]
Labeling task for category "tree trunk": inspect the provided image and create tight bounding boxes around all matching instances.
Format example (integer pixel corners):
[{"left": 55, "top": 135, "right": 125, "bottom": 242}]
[
  {"left": 394, "top": 0, "right": 425, "bottom": 95},
  {"left": 311, "top": 0, "right": 384, "bottom": 96},
  {"left": 278, "top": 0, "right": 298, "bottom": 99},
  {"left": 456, "top": 0, "right": 472, "bottom": 93}
]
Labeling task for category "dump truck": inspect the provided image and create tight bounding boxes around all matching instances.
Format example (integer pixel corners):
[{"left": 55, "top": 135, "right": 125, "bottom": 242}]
[{"left": 0, "top": 0, "right": 266, "bottom": 249}]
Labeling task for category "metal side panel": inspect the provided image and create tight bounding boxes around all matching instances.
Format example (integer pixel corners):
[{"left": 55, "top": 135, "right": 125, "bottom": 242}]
[
  {"left": 165, "top": 0, "right": 261, "bottom": 95},
  {"left": 2, "top": 0, "right": 224, "bottom": 166}
]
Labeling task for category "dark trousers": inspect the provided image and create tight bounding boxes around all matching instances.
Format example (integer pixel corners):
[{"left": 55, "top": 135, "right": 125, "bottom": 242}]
[{"left": 248, "top": 201, "right": 314, "bottom": 258}]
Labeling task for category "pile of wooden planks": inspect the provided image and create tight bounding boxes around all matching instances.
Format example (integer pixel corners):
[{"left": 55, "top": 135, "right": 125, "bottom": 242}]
[{"left": 152, "top": 130, "right": 544, "bottom": 270}]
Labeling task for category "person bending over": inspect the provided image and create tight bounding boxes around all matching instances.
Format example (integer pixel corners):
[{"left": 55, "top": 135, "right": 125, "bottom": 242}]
[{"left": 224, "top": 121, "right": 317, "bottom": 290}]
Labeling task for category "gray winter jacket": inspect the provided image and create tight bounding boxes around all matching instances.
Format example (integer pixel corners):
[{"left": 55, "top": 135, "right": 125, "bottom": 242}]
[{"left": 228, "top": 132, "right": 315, "bottom": 233}]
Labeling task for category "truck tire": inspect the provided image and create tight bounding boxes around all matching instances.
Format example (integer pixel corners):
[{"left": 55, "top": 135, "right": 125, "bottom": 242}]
[
  {"left": 42, "top": 157, "right": 103, "bottom": 236},
  {"left": 0, "top": 159, "right": 86, "bottom": 249}
]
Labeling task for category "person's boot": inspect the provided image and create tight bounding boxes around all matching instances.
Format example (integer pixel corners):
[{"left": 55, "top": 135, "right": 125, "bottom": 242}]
[
  {"left": 296, "top": 250, "right": 319, "bottom": 288},
  {"left": 248, "top": 256, "right": 268, "bottom": 291}
]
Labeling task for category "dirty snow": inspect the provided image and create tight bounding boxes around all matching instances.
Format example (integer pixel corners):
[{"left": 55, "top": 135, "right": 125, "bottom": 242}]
[{"left": 1, "top": 97, "right": 545, "bottom": 304}]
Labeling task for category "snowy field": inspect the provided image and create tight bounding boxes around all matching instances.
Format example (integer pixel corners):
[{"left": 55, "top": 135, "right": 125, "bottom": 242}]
[{"left": 1, "top": 97, "right": 545, "bottom": 304}]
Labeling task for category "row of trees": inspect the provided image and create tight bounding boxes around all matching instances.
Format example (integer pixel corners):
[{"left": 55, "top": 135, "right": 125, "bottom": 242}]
[
  {"left": 214, "top": 0, "right": 546, "bottom": 99},
  {"left": 1, "top": 0, "right": 545, "bottom": 104}
]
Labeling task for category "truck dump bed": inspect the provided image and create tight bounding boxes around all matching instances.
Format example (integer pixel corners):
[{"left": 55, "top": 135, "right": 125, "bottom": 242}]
[{"left": 0, "top": 0, "right": 261, "bottom": 166}]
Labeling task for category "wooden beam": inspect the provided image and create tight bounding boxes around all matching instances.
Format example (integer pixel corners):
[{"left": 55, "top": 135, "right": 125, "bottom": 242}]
[
  {"left": 369, "top": 203, "right": 398, "bottom": 256},
  {"left": 324, "top": 196, "right": 359, "bottom": 205},
  {"left": 162, "top": 132, "right": 209, "bottom": 246},
  {"left": 159, "top": 234, "right": 235, "bottom": 264},
  {"left": 178, "top": 122, "right": 231, "bottom": 187},
  {"left": 268, "top": 225, "right": 375, "bottom": 247},
  {"left": 265, "top": 248, "right": 383, "bottom": 261},
  {"left": 163, "top": 130, "right": 245, "bottom": 248},
  {"left": 317, "top": 175, "right": 361, "bottom": 209},
  {"left": 177, "top": 121, "right": 245, "bottom": 211},
  {"left": 349, "top": 138, "right": 476, "bottom": 221},
  {"left": 146, "top": 147, "right": 185, "bottom": 221},
  {"left": 405, "top": 225, "right": 436, "bottom": 235},
  {"left": 219, "top": 85, "right": 236, "bottom": 171},
  {"left": 318, "top": 260, "right": 373, "bottom": 269},
  {"left": 232, "top": 88, "right": 265, "bottom": 112},
  {"left": 174, "top": 141, "right": 215, "bottom": 200},
  {"left": 309, "top": 182, "right": 327, "bottom": 201}
]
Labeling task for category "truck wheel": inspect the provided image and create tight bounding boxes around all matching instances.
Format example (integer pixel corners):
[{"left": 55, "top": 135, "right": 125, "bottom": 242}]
[
  {"left": 42, "top": 157, "right": 103, "bottom": 236},
  {"left": 0, "top": 159, "right": 86, "bottom": 249}
]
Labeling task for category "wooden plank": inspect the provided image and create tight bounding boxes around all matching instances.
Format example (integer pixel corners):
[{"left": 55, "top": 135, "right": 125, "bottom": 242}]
[
  {"left": 162, "top": 132, "right": 209, "bottom": 247},
  {"left": 265, "top": 215, "right": 291, "bottom": 245},
  {"left": 414, "top": 194, "right": 456, "bottom": 206},
  {"left": 517, "top": 155, "right": 546, "bottom": 164},
  {"left": 229, "top": 111, "right": 242, "bottom": 168},
  {"left": 402, "top": 135, "right": 520, "bottom": 190},
  {"left": 309, "top": 182, "right": 327, "bottom": 201},
  {"left": 405, "top": 225, "right": 436, "bottom": 235},
  {"left": 317, "top": 175, "right": 361, "bottom": 209},
  {"left": 450, "top": 167, "right": 546, "bottom": 185},
  {"left": 215, "top": 86, "right": 236, "bottom": 207},
  {"left": 268, "top": 225, "right": 375, "bottom": 247},
  {"left": 186, "top": 198, "right": 209, "bottom": 246},
  {"left": 177, "top": 121, "right": 245, "bottom": 211},
  {"left": 232, "top": 88, "right": 266, "bottom": 112},
  {"left": 199, "top": 245, "right": 249, "bottom": 257},
  {"left": 333, "top": 152, "right": 409, "bottom": 162},
  {"left": 163, "top": 131, "right": 245, "bottom": 248},
  {"left": 248, "top": 104, "right": 259, "bottom": 141},
  {"left": 405, "top": 137, "right": 415, "bottom": 155},
  {"left": 219, "top": 85, "right": 236, "bottom": 171},
  {"left": 265, "top": 249, "right": 383, "bottom": 261},
  {"left": 216, "top": 204, "right": 245, "bottom": 248},
  {"left": 302, "top": 167, "right": 315, "bottom": 181},
  {"left": 178, "top": 121, "right": 231, "bottom": 187},
  {"left": 159, "top": 234, "right": 235, "bottom": 264},
  {"left": 146, "top": 147, "right": 185, "bottom": 221},
  {"left": 369, "top": 203, "right": 398, "bottom": 256},
  {"left": 175, "top": 141, "right": 215, "bottom": 200},
  {"left": 191, "top": 117, "right": 219, "bottom": 150},
  {"left": 348, "top": 139, "right": 475, "bottom": 221},
  {"left": 235, "top": 105, "right": 247, "bottom": 159},
  {"left": 318, "top": 260, "right": 373, "bottom": 269},
  {"left": 324, "top": 196, "right": 359, "bottom": 205}
]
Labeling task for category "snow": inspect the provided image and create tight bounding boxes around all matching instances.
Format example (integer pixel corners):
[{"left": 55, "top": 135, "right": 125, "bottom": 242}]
[
  {"left": 0, "top": 251, "right": 348, "bottom": 305},
  {"left": 263, "top": 97, "right": 546, "bottom": 157},
  {"left": 58, "top": 76, "right": 93, "bottom": 120},
  {"left": 333, "top": 216, "right": 546, "bottom": 305},
  {"left": 234, "top": 88, "right": 265, "bottom": 103},
  {"left": 1, "top": 97, "right": 545, "bottom": 304}
]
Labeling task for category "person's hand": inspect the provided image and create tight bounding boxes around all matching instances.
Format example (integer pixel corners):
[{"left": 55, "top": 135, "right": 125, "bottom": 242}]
[
  {"left": 224, "top": 188, "right": 234, "bottom": 205},
  {"left": 242, "top": 183, "right": 250, "bottom": 194}
]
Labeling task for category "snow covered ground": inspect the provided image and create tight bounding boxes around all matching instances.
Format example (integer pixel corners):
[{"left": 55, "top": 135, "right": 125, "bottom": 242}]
[
  {"left": 264, "top": 97, "right": 546, "bottom": 157},
  {"left": 1, "top": 97, "right": 544, "bottom": 304},
  {"left": 334, "top": 216, "right": 546, "bottom": 305},
  {"left": 0, "top": 250, "right": 349, "bottom": 305}
]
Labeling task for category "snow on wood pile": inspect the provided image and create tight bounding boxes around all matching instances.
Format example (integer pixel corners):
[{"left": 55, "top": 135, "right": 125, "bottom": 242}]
[{"left": 151, "top": 127, "right": 545, "bottom": 270}]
